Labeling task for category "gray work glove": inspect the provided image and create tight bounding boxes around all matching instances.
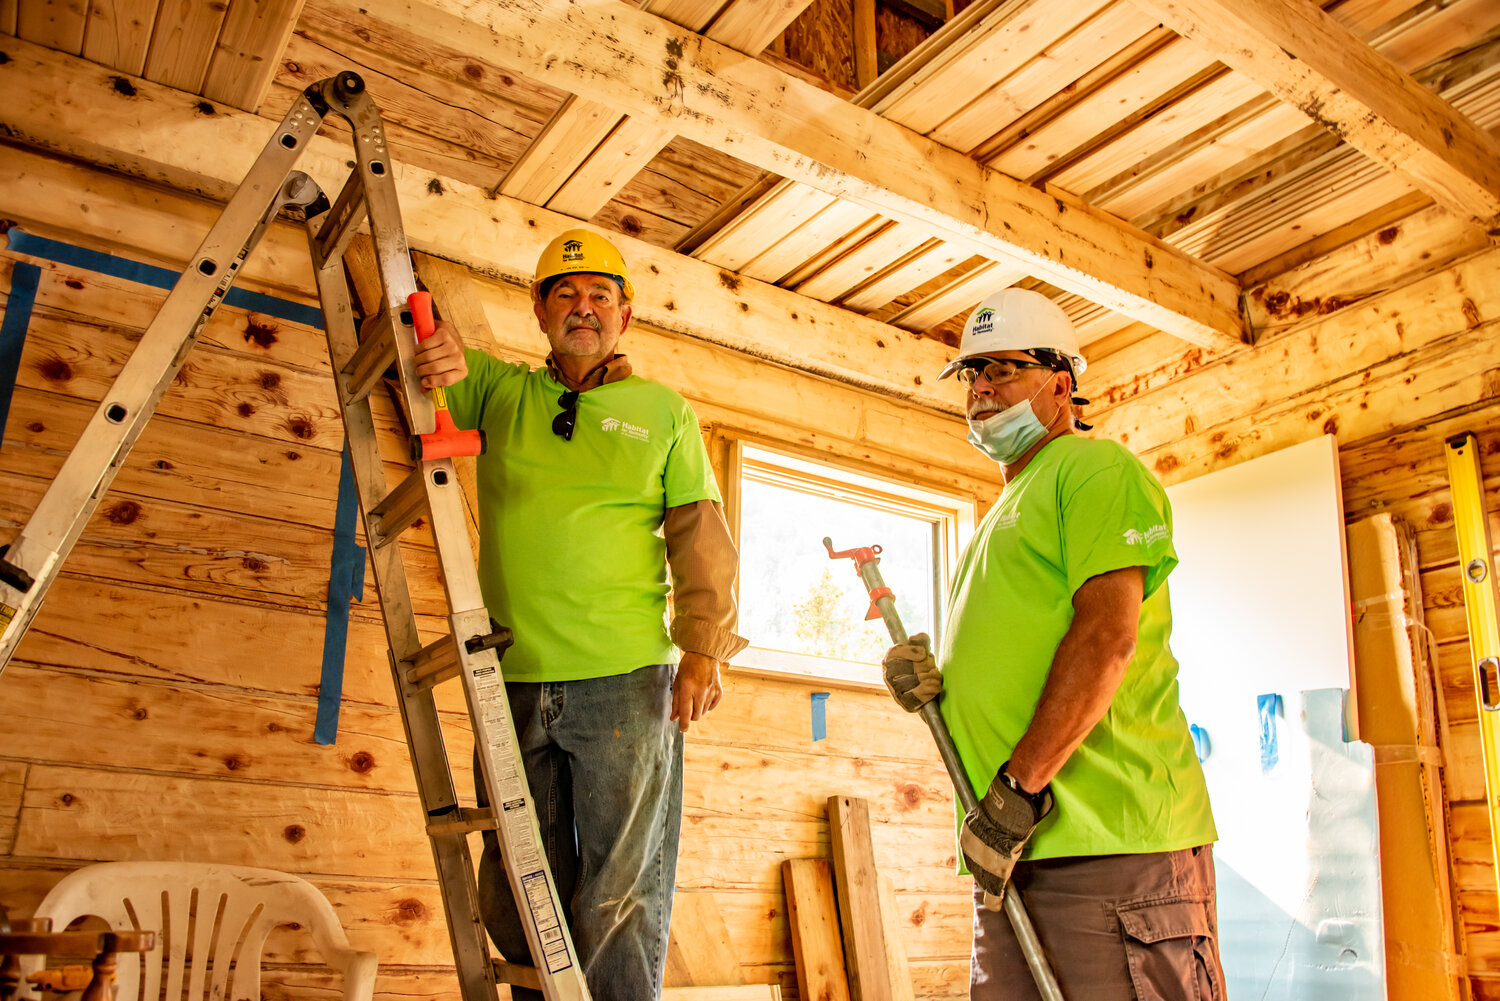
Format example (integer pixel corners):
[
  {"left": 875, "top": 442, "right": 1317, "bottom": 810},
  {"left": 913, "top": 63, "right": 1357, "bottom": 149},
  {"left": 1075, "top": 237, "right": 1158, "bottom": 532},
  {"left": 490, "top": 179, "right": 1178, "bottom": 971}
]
[
  {"left": 960, "top": 763, "right": 1055, "bottom": 898},
  {"left": 881, "top": 632, "right": 942, "bottom": 712}
]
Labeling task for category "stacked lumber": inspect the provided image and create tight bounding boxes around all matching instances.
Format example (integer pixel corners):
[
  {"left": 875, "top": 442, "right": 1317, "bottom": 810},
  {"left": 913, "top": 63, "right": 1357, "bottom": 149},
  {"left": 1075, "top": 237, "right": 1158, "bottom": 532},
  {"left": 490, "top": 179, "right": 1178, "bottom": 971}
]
[{"left": 783, "top": 795, "right": 920, "bottom": 1001}]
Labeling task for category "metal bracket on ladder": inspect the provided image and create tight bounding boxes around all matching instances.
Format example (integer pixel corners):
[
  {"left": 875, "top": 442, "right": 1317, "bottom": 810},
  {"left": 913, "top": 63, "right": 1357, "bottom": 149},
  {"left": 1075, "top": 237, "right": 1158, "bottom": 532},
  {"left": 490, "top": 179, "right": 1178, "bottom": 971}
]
[{"left": 0, "top": 71, "right": 591, "bottom": 1001}]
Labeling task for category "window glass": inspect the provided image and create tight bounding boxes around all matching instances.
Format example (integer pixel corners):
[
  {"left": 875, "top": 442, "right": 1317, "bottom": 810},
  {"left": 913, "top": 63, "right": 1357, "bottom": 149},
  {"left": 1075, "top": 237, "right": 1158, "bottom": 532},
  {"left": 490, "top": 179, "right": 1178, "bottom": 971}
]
[{"left": 735, "top": 445, "right": 972, "bottom": 683}]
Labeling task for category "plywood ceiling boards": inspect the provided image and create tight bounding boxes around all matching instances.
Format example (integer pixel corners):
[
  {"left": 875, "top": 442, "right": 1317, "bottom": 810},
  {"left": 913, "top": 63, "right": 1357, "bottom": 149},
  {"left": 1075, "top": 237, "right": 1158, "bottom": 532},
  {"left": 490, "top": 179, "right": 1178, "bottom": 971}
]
[
  {"left": 1155, "top": 65, "right": 1500, "bottom": 273},
  {"left": 934, "top": 1, "right": 1164, "bottom": 156},
  {"left": 792, "top": 221, "right": 932, "bottom": 302},
  {"left": 693, "top": 181, "right": 839, "bottom": 272},
  {"left": 17, "top": 0, "right": 85, "bottom": 51},
  {"left": 886, "top": 260, "right": 1026, "bottom": 332},
  {"left": 739, "top": 199, "right": 879, "bottom": 286},
  {"left": 200, "top": 0, "right": 308, "bottom": 111},
  {"left": 870, "top": 0, "right": 1109, "bottom": 136},
  {"left": 986, "top": 31, "right": 1223, "bottom": 182},
  {"left": 350, "top": 0, "right": 1244, "bottom": 350},
  {"left": 80, "top": 0, "right": 155, "bottom": 74},
  {"left": 842, "top": 241, "right": 971, "bottom": 312},
  {"left": 1129, "top": 0, "right": 1500, "bottom": 222},
  {"left": 1077, "top": 0, "right": 1495, "bottom": 217}
]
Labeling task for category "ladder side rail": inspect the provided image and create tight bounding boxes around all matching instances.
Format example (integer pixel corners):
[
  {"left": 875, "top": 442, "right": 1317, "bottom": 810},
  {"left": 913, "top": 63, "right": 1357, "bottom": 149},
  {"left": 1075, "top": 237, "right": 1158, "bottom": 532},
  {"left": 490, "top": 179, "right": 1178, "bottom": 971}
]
[
  {"left": 0, "top": 96, "right": 331, "bottom": 671},
  {"left": 328, "top": 83, "right": 591, "bottom": 1000},
  {"left": 314, "top": 256, "right": 501, "bottom": 1001}
]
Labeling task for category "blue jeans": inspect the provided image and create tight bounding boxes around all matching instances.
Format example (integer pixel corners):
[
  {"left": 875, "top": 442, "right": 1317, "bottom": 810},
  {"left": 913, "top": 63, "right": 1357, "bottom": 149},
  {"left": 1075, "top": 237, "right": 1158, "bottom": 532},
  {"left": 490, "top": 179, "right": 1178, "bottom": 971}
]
[{"left": 477, "top": 664, "right": 683, "bottom": 1001}]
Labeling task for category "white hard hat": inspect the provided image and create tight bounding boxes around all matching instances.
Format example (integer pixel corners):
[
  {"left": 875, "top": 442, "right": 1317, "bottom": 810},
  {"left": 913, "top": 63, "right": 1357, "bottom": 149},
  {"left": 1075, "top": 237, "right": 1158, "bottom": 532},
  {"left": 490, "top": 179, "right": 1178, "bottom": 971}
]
[{"left": 938, "top": 288, "right": 1086, "bottom": 379}]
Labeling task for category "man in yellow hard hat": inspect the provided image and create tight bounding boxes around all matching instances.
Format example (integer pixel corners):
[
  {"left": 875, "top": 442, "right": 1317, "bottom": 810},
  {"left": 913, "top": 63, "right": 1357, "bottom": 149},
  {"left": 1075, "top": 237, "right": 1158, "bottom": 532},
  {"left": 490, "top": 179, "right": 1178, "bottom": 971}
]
[
  {"left": 414, "top": 228, "right": 746, "bottom": 1001},
  {"left": 881, "top": 289, "right": 1223, "bottom": 1000}
]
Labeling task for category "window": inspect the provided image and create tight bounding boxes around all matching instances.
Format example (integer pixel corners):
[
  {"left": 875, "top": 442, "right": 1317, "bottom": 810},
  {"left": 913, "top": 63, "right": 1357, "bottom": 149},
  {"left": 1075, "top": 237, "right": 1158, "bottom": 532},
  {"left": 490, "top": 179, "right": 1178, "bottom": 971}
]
[{"left": 733, "top": 444, "right": 974, "bottom": 686}]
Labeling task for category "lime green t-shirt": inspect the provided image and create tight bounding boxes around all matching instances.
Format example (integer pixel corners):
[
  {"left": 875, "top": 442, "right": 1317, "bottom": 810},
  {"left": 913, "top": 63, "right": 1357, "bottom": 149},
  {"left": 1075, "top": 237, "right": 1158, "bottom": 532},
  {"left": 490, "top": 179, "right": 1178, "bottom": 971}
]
[
  {"left": 444, "top": 350, "right": 720, "bottom": 682},
  {"left": 938, "top": 434, "right": 1216, "bottom": 859}
]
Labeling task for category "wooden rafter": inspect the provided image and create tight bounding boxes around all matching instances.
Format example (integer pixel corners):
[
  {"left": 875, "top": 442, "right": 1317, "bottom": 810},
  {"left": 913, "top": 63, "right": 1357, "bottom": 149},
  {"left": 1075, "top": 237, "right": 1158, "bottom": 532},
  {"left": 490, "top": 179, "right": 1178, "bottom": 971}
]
[
  {"left": 1129, "top": 0, "right": 1500, "bottom": 223},
  {"left": 353, "top": 0, "right": 1246, "bottom": 350}
]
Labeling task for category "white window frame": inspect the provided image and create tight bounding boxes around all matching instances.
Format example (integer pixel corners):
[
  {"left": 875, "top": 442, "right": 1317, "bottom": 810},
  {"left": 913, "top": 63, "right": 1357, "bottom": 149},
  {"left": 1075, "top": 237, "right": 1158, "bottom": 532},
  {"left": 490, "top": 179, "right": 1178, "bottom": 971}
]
[{"left": 730, "top": 442, "right": 976, "bottom": 689}]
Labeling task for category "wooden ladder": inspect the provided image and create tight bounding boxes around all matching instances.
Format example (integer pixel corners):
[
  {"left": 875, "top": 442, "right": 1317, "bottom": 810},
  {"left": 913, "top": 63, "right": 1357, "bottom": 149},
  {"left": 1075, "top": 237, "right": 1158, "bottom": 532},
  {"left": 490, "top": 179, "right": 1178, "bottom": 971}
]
[{"left": 0, "top": 71, "right": 590, "bottom": 1001}]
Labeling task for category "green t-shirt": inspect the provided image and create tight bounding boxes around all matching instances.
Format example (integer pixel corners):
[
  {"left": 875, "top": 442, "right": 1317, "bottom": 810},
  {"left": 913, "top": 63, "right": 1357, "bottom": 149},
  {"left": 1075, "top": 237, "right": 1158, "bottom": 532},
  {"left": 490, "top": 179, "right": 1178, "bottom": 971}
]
[
  {"left": 938, "top": 434, "right": 1216, "bottom": 859},
  {"left": 444, "top": 350, "right": 720, "bottom": 682}
]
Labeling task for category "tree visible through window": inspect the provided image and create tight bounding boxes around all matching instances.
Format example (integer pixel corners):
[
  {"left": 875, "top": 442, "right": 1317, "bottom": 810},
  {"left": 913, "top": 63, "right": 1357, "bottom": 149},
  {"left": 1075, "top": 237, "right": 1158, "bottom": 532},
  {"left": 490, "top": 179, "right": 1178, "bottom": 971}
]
[{"left": 735, "top": 446, "right": 971, "bottom": 682}]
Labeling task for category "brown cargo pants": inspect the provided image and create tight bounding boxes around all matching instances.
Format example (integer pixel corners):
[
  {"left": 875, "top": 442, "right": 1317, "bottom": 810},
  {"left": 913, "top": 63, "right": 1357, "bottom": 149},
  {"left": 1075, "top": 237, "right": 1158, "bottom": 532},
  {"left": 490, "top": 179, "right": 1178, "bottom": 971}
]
[{"left": 971, "top": 844, "right": 1225, "bottom": 1001}]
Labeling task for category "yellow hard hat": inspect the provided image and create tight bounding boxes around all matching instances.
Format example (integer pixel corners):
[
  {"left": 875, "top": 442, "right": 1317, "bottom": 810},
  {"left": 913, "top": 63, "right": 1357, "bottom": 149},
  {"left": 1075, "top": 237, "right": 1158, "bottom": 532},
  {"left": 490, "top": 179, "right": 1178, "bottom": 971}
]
[{"left": 532, "top": 228, "right": 636, "bottom": 303}]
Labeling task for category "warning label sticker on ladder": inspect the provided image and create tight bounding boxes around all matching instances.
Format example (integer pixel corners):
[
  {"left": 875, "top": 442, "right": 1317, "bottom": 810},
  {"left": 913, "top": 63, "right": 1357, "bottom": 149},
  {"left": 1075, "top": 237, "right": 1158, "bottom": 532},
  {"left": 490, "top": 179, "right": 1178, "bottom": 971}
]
[{"left": 521, "top": 870, "right": 574, "bottom": 973}]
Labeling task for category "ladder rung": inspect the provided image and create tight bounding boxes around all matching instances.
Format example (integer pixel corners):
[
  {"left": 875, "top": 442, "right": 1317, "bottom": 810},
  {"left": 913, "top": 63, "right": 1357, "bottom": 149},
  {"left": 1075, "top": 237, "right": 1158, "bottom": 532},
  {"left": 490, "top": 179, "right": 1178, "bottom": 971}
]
[
  {"left": 426, "top": 806, "right": 497, "bottom": 838},
  {"left": 311, "top": 168, "right": 370, "bottom": 269},
  {"left": 405, "top": 633, "right": 461, "bottom": 689},
  {"left": 341, "top": 310, "right": 398, "bottom": 404},
  {"left": 368, "top": 466, "right": 429, "bottom": 548},
  {"left": 494, "top": 960, "right": 541, "bottom": 991}
]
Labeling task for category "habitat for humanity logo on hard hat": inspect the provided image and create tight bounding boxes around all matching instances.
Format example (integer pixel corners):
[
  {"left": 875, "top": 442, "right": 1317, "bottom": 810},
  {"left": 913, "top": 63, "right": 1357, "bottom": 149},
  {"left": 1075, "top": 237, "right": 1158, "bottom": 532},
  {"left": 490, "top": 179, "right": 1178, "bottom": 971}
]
[
  {"left": 601, "top": 416, "right": 650, "bottom": 441},
  {"left": 971, "top": 307, "right": 996, "bottom": 337},
  {"left": 561, "top": 239, "right": 585, "bottom": 263}
]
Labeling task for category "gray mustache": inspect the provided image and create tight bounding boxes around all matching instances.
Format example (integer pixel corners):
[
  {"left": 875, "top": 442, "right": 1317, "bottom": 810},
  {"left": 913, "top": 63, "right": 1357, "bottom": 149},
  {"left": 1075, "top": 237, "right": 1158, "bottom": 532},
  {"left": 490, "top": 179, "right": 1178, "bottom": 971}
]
[{"left": 567, "top": 315, "right": 602, "bottom": 331}]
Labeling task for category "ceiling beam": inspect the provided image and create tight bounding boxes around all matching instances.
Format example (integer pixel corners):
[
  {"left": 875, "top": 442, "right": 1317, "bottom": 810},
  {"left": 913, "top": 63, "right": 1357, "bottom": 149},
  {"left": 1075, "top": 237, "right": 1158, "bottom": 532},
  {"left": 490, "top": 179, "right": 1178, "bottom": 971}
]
[
  {"left": 352, "top": 0, "right": 1246, "bottom": 351},
  {"left": 1128, "top": 0, "right": 1500, "bottom": 225},
  {"left": 0, "top": 33, "right": 964, "bottom": 413},
  {"left": 501, "top": 0, "right": 814, "bottom": 222}
]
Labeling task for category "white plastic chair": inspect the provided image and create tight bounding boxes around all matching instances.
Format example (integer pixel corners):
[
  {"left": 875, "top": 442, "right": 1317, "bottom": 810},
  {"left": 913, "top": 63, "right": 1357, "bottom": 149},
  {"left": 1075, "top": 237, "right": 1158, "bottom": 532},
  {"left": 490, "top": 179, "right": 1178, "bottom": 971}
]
[{"left": 18, "top": 862, "right": 376, "bottom": 1001}]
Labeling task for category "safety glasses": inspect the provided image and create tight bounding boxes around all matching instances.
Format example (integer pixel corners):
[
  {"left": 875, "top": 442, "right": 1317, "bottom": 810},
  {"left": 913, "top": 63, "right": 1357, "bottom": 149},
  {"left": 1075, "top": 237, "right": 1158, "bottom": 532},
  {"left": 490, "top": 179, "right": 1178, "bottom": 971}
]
[
  {"left": 552, "top": 389, "right": 579, "bottom": 441},
  {"left": 954, "top": 357, "right": 1055, "bottom": 388}
]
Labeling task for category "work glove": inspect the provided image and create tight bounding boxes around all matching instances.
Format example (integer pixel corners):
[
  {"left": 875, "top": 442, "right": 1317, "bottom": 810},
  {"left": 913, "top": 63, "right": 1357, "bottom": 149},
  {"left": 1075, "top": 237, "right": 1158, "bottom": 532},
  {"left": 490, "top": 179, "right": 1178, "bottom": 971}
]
[
  {"left": 960, "top": 762, "right": 1055, "bottom": 899},
  {"left": 881, "top": 632, "right": 942, "bottom": 712}
]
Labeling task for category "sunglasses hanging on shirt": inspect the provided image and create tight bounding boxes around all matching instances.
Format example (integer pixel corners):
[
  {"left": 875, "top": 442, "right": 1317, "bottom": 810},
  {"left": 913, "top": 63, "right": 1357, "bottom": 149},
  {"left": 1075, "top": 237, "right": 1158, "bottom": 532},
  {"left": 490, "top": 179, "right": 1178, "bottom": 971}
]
[{"left": 553, "top": 389, "right": 579, "bottom": 441}]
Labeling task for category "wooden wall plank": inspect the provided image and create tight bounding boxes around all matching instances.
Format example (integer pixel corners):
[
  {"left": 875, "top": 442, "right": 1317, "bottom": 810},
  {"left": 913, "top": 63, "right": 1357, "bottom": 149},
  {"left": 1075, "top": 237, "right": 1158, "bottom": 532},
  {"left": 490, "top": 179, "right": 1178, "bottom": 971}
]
[
  {"left": 665, "top": 890, "right": 746, "bottom": 987},
  {"left": 6, "top": 577, "right": 467, "bottom": 714},
  {"left": 828, "top": 796, "right": 893, "bottom": 1001},
  {"left": 0, "top": 666, "right": 459, "bottom": 796},
  {"left": 10, "top": 765, "right": 436, "bottom": 878},
  {"left": 782, "top": 859, "right": 852, "bottom": 1001},
  {"left": 0, "top": 762, "right": 24, "bottom": 855}
]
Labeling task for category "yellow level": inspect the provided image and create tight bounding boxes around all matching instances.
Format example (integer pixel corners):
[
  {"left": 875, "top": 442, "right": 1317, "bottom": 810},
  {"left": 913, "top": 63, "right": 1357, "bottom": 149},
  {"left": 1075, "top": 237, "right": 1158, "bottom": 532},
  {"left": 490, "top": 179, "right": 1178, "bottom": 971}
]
[{"left": 1445, "top": 431, "right": 1500, "bottom": 893}]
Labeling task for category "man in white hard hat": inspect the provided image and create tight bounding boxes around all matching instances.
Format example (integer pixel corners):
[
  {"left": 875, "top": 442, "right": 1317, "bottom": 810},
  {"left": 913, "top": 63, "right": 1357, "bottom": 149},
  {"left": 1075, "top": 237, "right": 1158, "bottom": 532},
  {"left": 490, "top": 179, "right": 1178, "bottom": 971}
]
[
  {"left": 413, "top": 228, "right": 746, "bottom": 1001},
  {"left": 881, "top": 289, "right": 1224, "bottom": 999}
]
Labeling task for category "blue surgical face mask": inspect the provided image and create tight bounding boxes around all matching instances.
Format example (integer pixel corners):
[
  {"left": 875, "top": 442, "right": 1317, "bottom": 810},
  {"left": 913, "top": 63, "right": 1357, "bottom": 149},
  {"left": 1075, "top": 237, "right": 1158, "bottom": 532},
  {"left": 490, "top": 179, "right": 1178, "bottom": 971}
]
[{"left": 966, "top": 378, "right": 1059, "bottom": 464}]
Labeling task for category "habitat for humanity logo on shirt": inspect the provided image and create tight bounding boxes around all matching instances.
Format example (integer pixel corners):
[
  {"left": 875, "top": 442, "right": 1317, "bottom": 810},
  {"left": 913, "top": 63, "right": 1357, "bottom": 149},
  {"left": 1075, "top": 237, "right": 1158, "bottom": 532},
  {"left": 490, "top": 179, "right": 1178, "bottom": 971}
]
[
  {"left": 1123, "top": 524, "right": 1169, "bottom": 546},
  {"left": 600, "top": 416, "right": 650, "bottom": 441}
]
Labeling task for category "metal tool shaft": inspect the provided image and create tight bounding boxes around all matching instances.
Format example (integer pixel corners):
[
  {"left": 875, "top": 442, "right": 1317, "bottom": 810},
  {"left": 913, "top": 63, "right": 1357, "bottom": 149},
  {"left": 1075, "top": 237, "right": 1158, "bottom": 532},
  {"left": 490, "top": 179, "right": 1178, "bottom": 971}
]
[{"left": 828, "top": 537, "right": 1065, "bottom": 1001}]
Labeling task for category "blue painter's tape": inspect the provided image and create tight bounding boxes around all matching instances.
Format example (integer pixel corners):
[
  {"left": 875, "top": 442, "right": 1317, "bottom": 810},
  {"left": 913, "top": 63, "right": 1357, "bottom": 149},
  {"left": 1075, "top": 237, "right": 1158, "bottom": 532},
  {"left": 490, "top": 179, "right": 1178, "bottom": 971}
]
[
  {"left": 315, "top": 444, "right": 366, "bottom": 745},
  {"left": 810, "top": 692, "right": 829, "bottom": 742},
  {"left": 0, "top": 261, "right": 41, "bottom": 446},
  {"left": 6, "top": 229, "right": 324, "bottom": 329},
  {"left": 1257, "top": 693, "right": 1283, "bottom": 773}
]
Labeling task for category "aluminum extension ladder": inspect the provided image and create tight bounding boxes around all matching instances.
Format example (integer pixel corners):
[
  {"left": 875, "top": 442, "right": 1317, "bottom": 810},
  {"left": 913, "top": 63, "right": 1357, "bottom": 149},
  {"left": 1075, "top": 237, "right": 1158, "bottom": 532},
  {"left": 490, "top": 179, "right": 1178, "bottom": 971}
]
[{"left": 0, "top": 72, "right": 591, "bottom": 1001}]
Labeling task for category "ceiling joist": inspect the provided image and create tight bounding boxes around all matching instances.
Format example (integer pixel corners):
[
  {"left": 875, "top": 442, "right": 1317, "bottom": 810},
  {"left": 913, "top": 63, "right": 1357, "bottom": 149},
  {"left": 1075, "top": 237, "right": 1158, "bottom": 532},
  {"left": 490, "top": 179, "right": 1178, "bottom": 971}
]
[{"left": 353, "top": 0, "right": 1247, "bottom": 352}]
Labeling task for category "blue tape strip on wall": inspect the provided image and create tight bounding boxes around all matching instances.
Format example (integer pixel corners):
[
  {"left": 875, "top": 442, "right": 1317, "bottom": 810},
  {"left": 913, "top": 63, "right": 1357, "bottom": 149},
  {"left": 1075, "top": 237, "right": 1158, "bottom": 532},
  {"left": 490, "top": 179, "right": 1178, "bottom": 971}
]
[
  {"left": 0, "top": 261, "right": 42, "bottom": 446},
  {"left": 316, "top": 444, "right": 367, "bottom": 746},
  {"left": 6, "top": 229, "right": 324, "bottom": 329},
  {"left": 810, "top": 692, "right": 830, "bottom": 742}
]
